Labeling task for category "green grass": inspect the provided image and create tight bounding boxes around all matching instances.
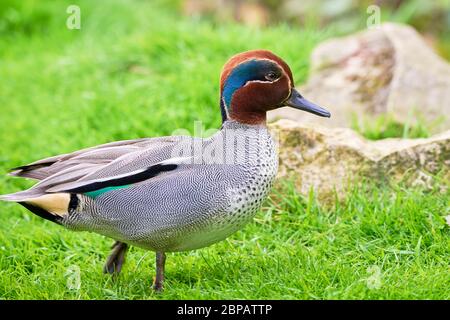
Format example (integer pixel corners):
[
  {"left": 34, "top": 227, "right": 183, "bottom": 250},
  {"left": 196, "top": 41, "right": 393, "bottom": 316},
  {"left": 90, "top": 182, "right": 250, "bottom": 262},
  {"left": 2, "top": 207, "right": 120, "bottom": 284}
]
[
  {"left": 0, "top": 0, "right": 449, "bottom": 299},
  {"left": 351, "top": 114, "right": 436, "bottom": 140}
]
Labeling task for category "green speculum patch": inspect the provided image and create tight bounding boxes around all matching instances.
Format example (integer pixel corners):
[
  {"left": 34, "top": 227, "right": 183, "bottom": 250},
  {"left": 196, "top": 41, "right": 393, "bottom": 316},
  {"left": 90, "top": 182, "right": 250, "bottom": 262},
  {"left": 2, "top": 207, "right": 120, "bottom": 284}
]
[{"left": 84, "top": 185, "right": 131, "bottom": 199}]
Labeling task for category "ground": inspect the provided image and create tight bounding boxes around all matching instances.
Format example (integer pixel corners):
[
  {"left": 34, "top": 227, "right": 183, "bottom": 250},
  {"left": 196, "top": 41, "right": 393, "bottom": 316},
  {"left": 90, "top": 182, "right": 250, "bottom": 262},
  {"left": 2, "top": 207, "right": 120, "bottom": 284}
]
[{"left": 0, "top": 0, "right": 448, "bottom": 299}]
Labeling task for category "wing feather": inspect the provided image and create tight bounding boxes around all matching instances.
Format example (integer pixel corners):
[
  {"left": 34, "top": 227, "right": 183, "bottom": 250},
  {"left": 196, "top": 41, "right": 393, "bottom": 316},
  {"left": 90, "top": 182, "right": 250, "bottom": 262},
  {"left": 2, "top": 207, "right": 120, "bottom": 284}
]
[
  {"left": 47, "top": 163, "right": 178, "bottom": 193},
  {"left": 2, "top": 135, "right": 197, "bottom": 201},
  {"left": 8, "top": 137, "right": 162, "bottom": 180}
]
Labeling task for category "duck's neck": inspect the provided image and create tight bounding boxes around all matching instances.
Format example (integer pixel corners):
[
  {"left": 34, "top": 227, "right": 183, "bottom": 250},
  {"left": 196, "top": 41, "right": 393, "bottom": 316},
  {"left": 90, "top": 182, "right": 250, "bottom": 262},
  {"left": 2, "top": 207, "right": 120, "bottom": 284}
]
[
  {"left": 229, "top": 110, "right": 267, "bottom": 125},
  {"left": 220, "top": 98, "right": 267, "bottom": 126}
]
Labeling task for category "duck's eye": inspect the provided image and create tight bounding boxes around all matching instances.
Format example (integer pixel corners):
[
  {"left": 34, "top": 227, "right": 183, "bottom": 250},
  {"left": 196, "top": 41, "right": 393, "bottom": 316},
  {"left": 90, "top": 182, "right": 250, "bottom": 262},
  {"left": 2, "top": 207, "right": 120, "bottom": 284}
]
[{"left": 265, "top": 71, "right": 279, "bottom": 81}]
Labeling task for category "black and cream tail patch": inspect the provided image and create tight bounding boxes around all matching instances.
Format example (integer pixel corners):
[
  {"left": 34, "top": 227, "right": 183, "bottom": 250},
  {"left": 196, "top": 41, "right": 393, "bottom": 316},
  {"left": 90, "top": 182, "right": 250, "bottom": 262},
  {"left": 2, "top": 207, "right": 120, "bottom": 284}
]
[{"left": 17, "top": 193, "right": 78, "bottom": 224}]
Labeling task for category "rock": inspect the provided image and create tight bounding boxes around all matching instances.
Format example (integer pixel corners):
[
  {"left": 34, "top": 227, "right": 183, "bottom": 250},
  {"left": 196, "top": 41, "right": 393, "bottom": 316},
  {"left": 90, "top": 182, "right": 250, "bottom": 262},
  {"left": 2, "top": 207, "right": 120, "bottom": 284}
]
[
  {"left": 269, "top": 119, "right": 450, "bottom": 203},
  {"left": 268, "top": 23, "right": 450, "bottom": 134}
]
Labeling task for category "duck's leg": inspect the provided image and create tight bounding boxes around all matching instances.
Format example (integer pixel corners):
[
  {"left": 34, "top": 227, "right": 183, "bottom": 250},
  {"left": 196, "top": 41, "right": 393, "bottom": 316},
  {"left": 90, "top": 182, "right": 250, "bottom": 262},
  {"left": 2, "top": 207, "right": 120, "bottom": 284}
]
[
  {"left": 103, "top": 241, "right": 128, "bottom": 275},
  {"left": 153, "top": 251, "right": 166, "bottom": 292}
]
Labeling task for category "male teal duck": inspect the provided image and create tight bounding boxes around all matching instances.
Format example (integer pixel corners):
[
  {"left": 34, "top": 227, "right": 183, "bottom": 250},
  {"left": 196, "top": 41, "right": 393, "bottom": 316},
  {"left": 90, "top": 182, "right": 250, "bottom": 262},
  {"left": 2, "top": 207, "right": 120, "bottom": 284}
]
[{"left": 0, "top": 50, "right": 330, "bottom": 291}]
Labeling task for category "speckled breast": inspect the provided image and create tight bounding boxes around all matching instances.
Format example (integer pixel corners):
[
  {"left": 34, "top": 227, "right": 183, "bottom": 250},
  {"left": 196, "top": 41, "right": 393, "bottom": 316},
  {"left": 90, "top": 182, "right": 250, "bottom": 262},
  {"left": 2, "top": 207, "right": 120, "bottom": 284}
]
[{"left": 163, "top": 128, "right": 279, "bottom": 252}]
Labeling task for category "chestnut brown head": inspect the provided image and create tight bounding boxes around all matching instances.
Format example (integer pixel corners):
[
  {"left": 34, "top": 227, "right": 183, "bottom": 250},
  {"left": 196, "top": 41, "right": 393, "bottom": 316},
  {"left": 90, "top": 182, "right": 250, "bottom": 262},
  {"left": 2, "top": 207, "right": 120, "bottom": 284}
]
[{"left": 219, "top": 50, "right": 330, "bottom": 125}]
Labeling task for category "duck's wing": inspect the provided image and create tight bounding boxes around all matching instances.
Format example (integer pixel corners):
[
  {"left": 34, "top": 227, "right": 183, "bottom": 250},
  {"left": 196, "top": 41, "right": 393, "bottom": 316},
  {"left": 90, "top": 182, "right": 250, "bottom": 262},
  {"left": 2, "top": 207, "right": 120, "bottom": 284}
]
[
  {"left": 0, "top": 155, "right": 199, "bottom": 225},
  {"left": 2, "top": 135, "right": 196, "bottom": 201},
  {"left": 45, "top": 158, "right": 187, "bottom": 194},
  {"left": 9, "top": 136, "right": 183, "bottom": 180}
]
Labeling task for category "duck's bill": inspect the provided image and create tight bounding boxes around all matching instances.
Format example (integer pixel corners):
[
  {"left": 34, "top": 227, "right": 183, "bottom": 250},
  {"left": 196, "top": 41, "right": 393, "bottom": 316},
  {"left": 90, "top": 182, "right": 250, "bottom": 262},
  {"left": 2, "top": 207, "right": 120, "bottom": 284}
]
[{"left": 285, "top": 88, "right": 331, "bottom": 118}]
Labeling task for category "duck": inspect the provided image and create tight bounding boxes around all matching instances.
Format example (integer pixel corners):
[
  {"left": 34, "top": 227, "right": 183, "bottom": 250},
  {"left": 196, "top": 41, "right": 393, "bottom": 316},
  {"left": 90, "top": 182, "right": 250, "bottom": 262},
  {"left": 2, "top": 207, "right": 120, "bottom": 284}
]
[{"left": 0, "top": 49, "right": 330, "bottom": 291}]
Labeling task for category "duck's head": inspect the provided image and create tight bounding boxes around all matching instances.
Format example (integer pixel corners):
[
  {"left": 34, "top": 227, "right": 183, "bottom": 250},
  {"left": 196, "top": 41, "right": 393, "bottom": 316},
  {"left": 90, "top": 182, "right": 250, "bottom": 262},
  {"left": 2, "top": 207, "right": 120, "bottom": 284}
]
[{"left": 220, "top": 49, "right": 330, "bottom": 124}]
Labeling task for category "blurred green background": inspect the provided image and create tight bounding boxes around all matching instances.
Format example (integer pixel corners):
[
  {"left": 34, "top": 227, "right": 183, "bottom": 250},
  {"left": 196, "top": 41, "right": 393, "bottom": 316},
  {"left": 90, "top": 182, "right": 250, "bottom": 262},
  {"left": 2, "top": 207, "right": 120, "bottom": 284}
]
[{"left": 0, "top": 0, "right": 448, "bottom": 299}]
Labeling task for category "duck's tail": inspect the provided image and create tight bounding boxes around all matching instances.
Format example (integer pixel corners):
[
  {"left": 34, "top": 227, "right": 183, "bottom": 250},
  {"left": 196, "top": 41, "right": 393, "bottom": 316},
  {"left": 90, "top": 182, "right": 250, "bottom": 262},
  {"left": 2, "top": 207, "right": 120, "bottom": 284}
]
[{"left": 0, "top": 191, "right": 74, "bottom": 224}]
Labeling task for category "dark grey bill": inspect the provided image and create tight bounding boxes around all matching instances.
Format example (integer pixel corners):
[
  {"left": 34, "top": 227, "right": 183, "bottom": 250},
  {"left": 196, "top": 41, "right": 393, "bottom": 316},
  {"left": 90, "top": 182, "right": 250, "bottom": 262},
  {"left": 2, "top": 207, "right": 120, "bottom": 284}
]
[{"left": 285, "top": 89, "right": 331, "bottom": 118}]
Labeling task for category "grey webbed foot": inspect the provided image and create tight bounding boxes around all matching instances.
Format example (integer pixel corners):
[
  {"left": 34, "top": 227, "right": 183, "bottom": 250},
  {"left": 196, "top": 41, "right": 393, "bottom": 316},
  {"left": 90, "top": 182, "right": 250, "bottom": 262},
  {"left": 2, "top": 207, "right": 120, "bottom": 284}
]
[{"left": 103, "top": 241, "right": 128, "bottom": 275}]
